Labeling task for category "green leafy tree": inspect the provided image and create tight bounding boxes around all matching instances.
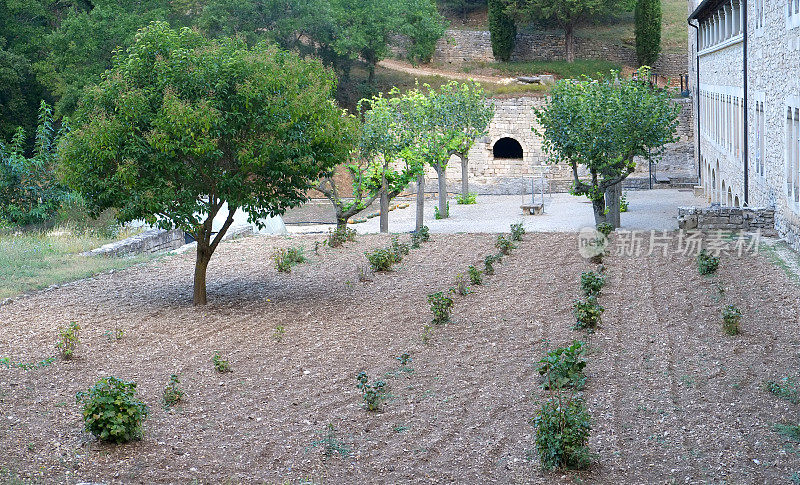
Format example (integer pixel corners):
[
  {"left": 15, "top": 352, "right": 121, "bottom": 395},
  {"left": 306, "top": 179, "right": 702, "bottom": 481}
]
[
  {"left": 399, "top": 0, "right": 448, "bottom": 64},
  {"left": 506, "top": 0, "right": 628, "bottom": 62},
  {"left": 488, "top": 0, "right": 516, "bottom": 62},
  {"left": 439, "top": 0, "right": 487, "bottom": 21},
  {"left": 59, "top": 23, "right": 355, "bottom": 305},
  {"left": 533, "top": 68, "right": 679, "bottom": 227},
  {"left": 0, "top": 101, "right": 69, "bottom": 226},
  {"left": 634, "top": 0, "right": 661, "bottom": 66},
  {"left": 0, "top": 48, "right": 40, "bottom": 143}
]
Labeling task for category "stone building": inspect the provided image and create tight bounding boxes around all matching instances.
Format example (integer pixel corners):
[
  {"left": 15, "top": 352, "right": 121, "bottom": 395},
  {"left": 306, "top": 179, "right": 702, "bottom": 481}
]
[{"left": 688, "top": 0, "right": 800, "bottom": 248}]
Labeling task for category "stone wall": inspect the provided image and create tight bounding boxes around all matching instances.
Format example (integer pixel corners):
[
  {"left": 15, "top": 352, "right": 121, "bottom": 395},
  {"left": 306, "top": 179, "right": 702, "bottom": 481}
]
[
  {"left": 83, "top": 229, "right": 185, "bottom": 257},
  {"left": 677, "top": 206, "right": 776, "bottom": 235},
  {"left": 420, "top": 29, "right": 687, "bottom": 79}
]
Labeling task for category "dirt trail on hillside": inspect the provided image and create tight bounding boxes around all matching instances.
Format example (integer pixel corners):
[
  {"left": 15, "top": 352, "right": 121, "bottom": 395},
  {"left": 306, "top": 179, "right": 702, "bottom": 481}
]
[{"left": 378, "top": 58, "right": 516, "bottom": 85}]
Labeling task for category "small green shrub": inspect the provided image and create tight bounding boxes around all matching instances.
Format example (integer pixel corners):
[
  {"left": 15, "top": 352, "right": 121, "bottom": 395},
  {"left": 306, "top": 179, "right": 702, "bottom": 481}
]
[
  {"left": 326, "top": 227, "right": 357, "bottom": 248},
  {"left": 356, "top": 372, "right": 386, "bottom": 411},
  {"left": 434, "top": 202, "right": 450, "bottom": 220},
  {"left": 274, "top": 246, "right": 307, "bottom": 273},
  {"left": 533, "top": 396, "right": 592, "bottom": 470},
  {"left": 365, "top": 247, "right": 395, "bottom": 272},
  {"left": 162, "top": 374, "right": 184, "bottom": 408},
  {"left": 455, "top": 192, "right": 477, "bottom": 205},
  {"left": 572, "top": 297, "right": 604, "bottom": 331},
  {"left": 538, "top": 341, "right": 587, "bottom": 390},
  {"left": 484, "top": 254, "right": 502, "bottom": 275},
  {"left": 212, "top": 351, "right": 231, "bottom": 373},
  {"left": 56, "top": 321, "right": 80, "bottom": 359},
  {"left": 391, "top": 237, "right": 410, "bottom": 261},
  {"left": 510, "top": 222, "right": 525, "bottom": 241},
  {"left": 397, "top": 352, "right": 413, "bottom": 371},
  {"left": 765, "top": 377, "right": 799, "bottom": 404},
  {"left": 452, "top": 273, "right": 469, "bottom": 296},
  {"left": 311, "top": 423, "right": 351, "bottom": 457},
  {"left": 619, "top": 192, "right": 629, "bottom": 213},
  {"left": 428, "top": 291, "right": 454, "bottom": 325},
  {"left": 774, "top": 423, "right": 800, "bottom": 442},
  {"left": 596, "top": 222, "right": 614, "bottom": 237},
  {"left": 467, "top": 265, "right": 483, "bottom": 285},
  {"left": 104, "top": 328, "right": 124, "bottom": 341},
  {"left": 273, "top": 324, "right": 285, "bottom": 342},
  {"left": 721, "top": 305, "right": 741, "bottom": 335},
  {"left": 495, "top": 235, "right": 516, "bottom": 255},
  {"left": 75, "top": 377, "right": 148, "bottom": 443},
  {"left": 580, "top": 271, "right": 605, "bottom": 298},
  {"left": 697, "top": 249, "right": 720, "bottom": 275}
]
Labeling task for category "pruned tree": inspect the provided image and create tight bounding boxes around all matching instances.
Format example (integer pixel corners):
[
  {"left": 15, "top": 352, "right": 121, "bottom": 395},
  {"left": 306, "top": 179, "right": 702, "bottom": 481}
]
[
  {"left": 506, "top": 0, "right": 628, "bottom": 63},
  {"left": 315, "top": 156, "right": 383, "bottom": 231},
  {"left": 533, "top": 68, "right": 680, "bottom": 227},
  {"left": 488, "top": 0, "right": 516, "bottom": 62},
  {"left": 634, "top": 0, "right": 661, "bottom": 66},
  {"left": 59, "top": 23, "right": 355, "bottom": 305}
]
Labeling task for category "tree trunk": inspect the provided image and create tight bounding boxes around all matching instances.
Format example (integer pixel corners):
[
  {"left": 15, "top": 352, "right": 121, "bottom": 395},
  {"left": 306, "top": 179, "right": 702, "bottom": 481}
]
[
  {"left": 591, "top": 197, "right": 607, "bottom": 226},
  {"left": 379, "top": 173, "right": 389, "bottom": 233},
  {"left": 604, "top": 182, "right": 622, "bottom": 228},
  {"left": 336, "top": 216, "right": 348, "bottom": 231},
  {"left": 565, "top": 23, "right": 575, "bottom": 63},
  {"left": 193, "top": 244, "right": 211, "bottom": 306},
  {"left": 416, "top": 173, "right": 425, "bottom": 232},
  {"left": 436, "top": 163, "right": 448, "bottom": 219},
  {"left": 460, "top": 155, "right": 469, "bottom": 197}
]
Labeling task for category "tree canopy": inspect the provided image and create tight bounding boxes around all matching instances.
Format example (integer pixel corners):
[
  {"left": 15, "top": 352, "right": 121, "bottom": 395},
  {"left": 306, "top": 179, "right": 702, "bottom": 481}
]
[
  {"left": 59, "top": 22, "right": 356, "bottom": 304},
  {"left": 534, "top": 68, "right": 679, "bottom": 226}
]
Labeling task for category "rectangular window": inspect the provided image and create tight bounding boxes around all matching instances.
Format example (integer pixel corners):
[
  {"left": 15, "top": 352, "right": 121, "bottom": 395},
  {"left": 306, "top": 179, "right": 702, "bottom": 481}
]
[
  {"left": 789, "top": 104, "right": 800, "bottom": 208},
  {"left": 754, "top": 0, "right": 765, "bottom": 31},
  {"left": 755, "top": 100, "right": 765, "bottom": 177}
]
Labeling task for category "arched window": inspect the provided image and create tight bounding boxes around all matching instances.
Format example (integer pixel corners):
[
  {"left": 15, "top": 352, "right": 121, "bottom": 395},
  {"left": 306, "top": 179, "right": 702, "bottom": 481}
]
[{"left": 492, "top": 137, "right": 523, "bottom": 159}]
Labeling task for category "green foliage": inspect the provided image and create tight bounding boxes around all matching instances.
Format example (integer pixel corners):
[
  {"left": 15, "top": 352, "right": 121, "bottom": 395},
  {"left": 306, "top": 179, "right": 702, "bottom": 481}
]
[
  {"left": 310, "top": 423, "right": 351, "bottom": 457},
  {"left": 510, "top": 222, "right": 525, "bottom": 241},
  {"left": 397, "top": 352, "right": 413, "bottom": 369},
  {"left": 162, "top": 374, "right": 184, "bottom": 408},
  {"left": 411, "top": 225, "right": 430, "bottom": 248},
  {"left": 484, "top": 253, "right": 502, "bottom": 275},
  {"left": 488, "top": 0, "right": 516, "bottom": 62},
  {"left": 274, "top": 324, "right": 286, "bottom": 342},
  {"left": 0, "top": 355, "right": 56, "bottom": 371},
  {"left": 56, "top": 321, "right": 80, "bottom": 359},
  {"left": 533, "top": 396, "right": 592, "bottom": 470},
  {"left": 634, "top": 0, "right": 662, "bottom": 66},
  {"left": 452, "top": 273, "right": 469, "bottom": 296},
  {"left": 274, "top": 247, "right": 307, "bottom": 273},
  {"left": 391, "top": 237, "right": 410, "bottom": 259},
  {"left": 765, "top": 377, "right": 799, "bottom": 404},
  {"left": 104, "top": 328, "right": 124, "bottom": 341},
  {"left": 212, "top": 352, "right": 231, "bottom": 373},
  {"left": 721, "top": 305, "right": 741, "bottom": 336},
  {"left": 428, "top": 291, "right": 454, "bottom": 324},
  {"left": 580, "top": 271, "right": 605, "bottom": 298},
  {"left": 534, "top": 67, "right": 680, "bottom": 223},
  {"left": 455, "top": 192, "right": 477, "bottom": 204},
  {"left": 365, "top": 247, "right": 395, "bottom": 272},
  {"left": 434, "top": 201, "right": 450, "bottom": 219},
  {"left": 619, "top": 192, "right": 629, "bottom": 212},
  {"left": 468, "top": 265, "right": 483, "bottom": 285},
  {"left": 697, "top": 250, "right": 720, "bottom": 275},
  {"left": 0, "top": 102, "right": 69, "bottom": 226},
  {"left": 325, "top": 227, "right": 357, "bottom": 248},
  {"left": 774, "top": 423, "right": 800, "bottom": 442},
  {"left": 75, "top": 377, "right": 149, "bottom": 443},
  {"left": 596, "top": 222, "right": 614, "bottom": 236},
  {"left": 495, "top": 235, "right": 516, "bottom": 255},
  {"left": 356, "top": 372, "right": 387, "bottom": 411},
  {"left": 59, "top": 23, "right": 356, "bottom": 305},
  {"left": 538, "top": 341, "right": 587, "bottom": 390},
  {"left": 572, "top": 296, "right": 604, "bottom": 330}
]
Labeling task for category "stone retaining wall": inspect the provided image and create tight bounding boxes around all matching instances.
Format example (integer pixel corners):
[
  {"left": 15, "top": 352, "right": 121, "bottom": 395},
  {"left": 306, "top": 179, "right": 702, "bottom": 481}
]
[
  {"left": 677, "top": 206, "right": 776, "bottom": 235},
  {"left": 83, "top": 228, "right": 185, "bottom": 257},
  {"left": 395, "top": 29, "right": 688, "bottom": 80}
]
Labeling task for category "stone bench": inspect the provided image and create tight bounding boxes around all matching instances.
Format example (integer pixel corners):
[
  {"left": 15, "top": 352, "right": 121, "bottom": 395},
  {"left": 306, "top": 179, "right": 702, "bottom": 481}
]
[{"left": 521, "top": 203, "right": 544, "bottom": 215}]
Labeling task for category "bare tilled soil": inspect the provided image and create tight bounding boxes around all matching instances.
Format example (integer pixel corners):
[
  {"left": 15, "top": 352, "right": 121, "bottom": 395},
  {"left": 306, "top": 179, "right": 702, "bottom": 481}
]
[{"left": 1, "top": 232, "right": 799, "bottom": 484}]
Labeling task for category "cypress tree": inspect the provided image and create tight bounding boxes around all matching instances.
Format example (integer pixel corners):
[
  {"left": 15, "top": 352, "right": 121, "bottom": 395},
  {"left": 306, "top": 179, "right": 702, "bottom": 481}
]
[
  {"left": 635, "top": 0, "right": 662, "bottom": 66},
  {"left": 488, "top": 0, "right": 516, "bottom": 62}
]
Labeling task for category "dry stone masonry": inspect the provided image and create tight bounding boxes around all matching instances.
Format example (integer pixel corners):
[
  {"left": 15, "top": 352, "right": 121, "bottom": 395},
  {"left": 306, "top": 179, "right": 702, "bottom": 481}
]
[
  {"left": 677, "top": 206, "right": 776, "bottom": 235},
  {"left": 82, "top": 228, "right": 185, "bottom": 257}
]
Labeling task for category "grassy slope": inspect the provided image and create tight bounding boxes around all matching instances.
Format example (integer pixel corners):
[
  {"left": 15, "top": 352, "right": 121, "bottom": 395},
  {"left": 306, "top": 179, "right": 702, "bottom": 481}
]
[{"left": 0, "top": 230, "right": 156, "bottom": 299}]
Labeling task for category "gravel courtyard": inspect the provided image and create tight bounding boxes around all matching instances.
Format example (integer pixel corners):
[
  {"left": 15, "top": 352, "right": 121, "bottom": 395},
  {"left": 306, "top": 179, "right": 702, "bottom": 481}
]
[
  {"left": 1, "top": 231, "right": 798, "bottom": 483},
  {"left": 285, "top": 189, "right": 706, "bottom": 234}
]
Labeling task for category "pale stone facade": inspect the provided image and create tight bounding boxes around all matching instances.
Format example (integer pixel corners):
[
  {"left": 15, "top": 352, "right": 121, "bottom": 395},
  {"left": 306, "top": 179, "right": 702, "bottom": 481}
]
[{"left": 689, "top": 0, "right": 800, "bottom": 249}]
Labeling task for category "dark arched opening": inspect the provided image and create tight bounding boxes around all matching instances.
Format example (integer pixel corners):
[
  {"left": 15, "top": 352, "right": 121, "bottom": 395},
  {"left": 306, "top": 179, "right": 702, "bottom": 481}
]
[{"left": 493, "top": 137, "right": 523, "bottom": 159}]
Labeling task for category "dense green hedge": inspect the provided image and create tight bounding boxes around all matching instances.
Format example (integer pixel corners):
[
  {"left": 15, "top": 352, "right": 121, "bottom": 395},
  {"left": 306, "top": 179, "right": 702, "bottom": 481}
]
[
  {"left": 635, "top": 0, "right": 662, "bottom": 66},
  {"left": 488, "top": 0, "right": 515, "bottom": 62}
]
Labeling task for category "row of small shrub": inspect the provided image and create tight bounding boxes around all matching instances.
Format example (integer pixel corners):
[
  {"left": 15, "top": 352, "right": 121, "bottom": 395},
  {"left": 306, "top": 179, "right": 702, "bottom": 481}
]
[
  {"left": 363, "top": 226, "right": 429, "bottom": 273},
  {"left": 573, "top": 269, "right": 606, "bottom": 331},
  {"left": 697, "top": 249, "right": 743, "bottom": 335}
]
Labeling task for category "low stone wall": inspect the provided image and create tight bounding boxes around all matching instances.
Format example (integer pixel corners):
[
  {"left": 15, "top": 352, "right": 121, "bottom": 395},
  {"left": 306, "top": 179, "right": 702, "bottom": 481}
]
[
  {"left": 395, "top": 30, "right": 688, "bottom": 80},
  {"left": 83, "top": 228, "right": 185, "bottom": 257},
  {"left": 677, "top": 206, "right": 777, "bottom": 235}
]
